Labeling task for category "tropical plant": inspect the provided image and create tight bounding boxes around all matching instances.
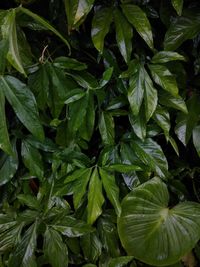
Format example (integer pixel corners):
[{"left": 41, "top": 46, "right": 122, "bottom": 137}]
[{"left": 0, "top": 0, "right": 200, "bottom": 266}]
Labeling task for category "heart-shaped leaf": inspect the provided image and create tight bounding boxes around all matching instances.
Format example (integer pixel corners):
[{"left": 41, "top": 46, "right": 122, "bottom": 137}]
[{"left": 118, "top": 177, "right": 200, "bottom": 266}]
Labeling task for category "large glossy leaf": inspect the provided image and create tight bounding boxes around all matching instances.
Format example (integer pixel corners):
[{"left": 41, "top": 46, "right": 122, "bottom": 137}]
[
  {"left": 118, "top": 177, "right": 200, "bottom": 266},
  {"left": 158, "top": 91, "right": 187, "bottom": 113},
  {"left": 44, "top": 227, "right": 68, "bottom": 267},
  {"left": 164, "top": 9, "right": 200, "bottom": 51},
  {"left": 151, "top": 51, "right": 185, "bottom": 64},
  {"left": 0, "top": 140, "right": 18, "bottom": 186},
  {"left": 1, "top": 9, "right": 26, "bottom": 75},
  {"left": 0, "top": 76, "right": 44, "bottom": 141},
  {"left": 131, "top": 138, "right": 168, "bottom": 178},
  {"left": 19, "top": 7, "right": 70, "bottom": 52},
  {"left": 0, "top": 88, "right": 12, "bottom": 155},
  {"left": 109, "top": 256, "right": 134, "bottom": 267},
  {"left": 149, "top": 64, "right": 179, "bottom": 96},
  {"left": 91, "top": 7, "right": 113, "bottom": 53},
  {"left": 87, "top": 167, "right": 105, "bottom": 224},
  {"left": 114, "top": 9, "right": 133, "bottom": 63},
  {"left": 99, "top": 168, "right": 121, "bottom": 216},
  {"left": 129, "top": 108, "right": 146, "bottom": 140},
  {"left": 122, "top": 4, "right": 154, "bottom": 49},
  {"left": 8, "top": 222, "right": 38, "bottom": 267},
  {"left": 153, "top": 106, "right": 170, "bottom": 138},
  {"left": 193, "top": 125, "right": 200, "bottom": 157}
]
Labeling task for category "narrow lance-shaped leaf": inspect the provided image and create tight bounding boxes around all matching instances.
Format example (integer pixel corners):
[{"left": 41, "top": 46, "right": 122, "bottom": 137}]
[
  {"left": 99, "top": 168, "right": 121, "bottom": 216},
  {"left": 99, "top": 112, "right": 115, "bottom": 145},
  {"left": 129, "top": 107, "right": 146, "bottom": 140},
  {"left": 8, "top": 222, "right": 38, "bottom": 267},
  {"left": 171, "top": 0, "right": 183, "bottom": 16},
  {"left": 44, "top": 227, "right": 68, "bottom": 267},
  {"left": 87, "top": 167, "right": 105, "bottom": 224},
  {"left": 151, "top": 51, "right": 185, "bottom": 64},
  {"left": 1, "top": 9, "right": 26, "bottom": 75},
  {"left": 153, "top": 106, "right": 170, "bottom": 139},
  {"left": 114, "top": 8, "right": 133, "bottom": 63},
  {"left": 91, "top": 7, "right": 113, "bottom": 53},
  {"left": 19, "top": 7, "right": 71, "bottom": 53},
  {"left": 0, "top": 88, "right": 12, "bottom": 155},
  {"left": 0, "top": 140, "right": 18, "bottom": 186},
  {"left": 122, "top": 4, "right": 154, "bottom": 49},
  {"left": 0, "top": 76, "right": 44, "bottom": 141}
]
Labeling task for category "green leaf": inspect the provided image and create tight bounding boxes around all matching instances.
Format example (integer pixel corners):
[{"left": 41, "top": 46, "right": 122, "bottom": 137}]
[
  {"left": 0, "top": 87, "right": 12, "bottom": 155},
  {"left": 99, "top": 168, "right": 121, "bottom": 216},
  {"left": 21, "top": 140, "right": 44, "bottom": 180},
  {"left": 80, "top": 232, "right": 102, "bottom": 263},
  {"left": 17, "top": 194, "right": 40, "bottom": 210},
  {"left": 171, "top": 0, "right": 183, "bottom": 16},
  {"left": 0, "top": 140, "right": 18, "bottom": 186},
  {"left": 114, "top": 8, "right": 133, "bottom": 63},
  {"left": 143, "top": 67, "right": 158, "bottom": 121},
  {"left": 153, "top": 106, "right": 170, "bottom": 138},
  {"left": 109, "top": 256, "right": 134, "bottom": 267},
  {"left": 44, "top": 227, "right": 68, "bottom": 267},
  {"left": 164, "top": 9, "right": 200, "bottom": 51},
  {"left": 193, "top": 125, "right": 200, "bottom": 157},
  {"left": 159, "top": 91, "right": 187, "bottom": 113},
  {"left": 64, "top": 0, "right": 95, "bottom": 30},
  {"left": 68, "top": 92, "right": 89, "bottom": 133},
  {"left": 91, "top": 7, "right": 113, "bottom": 53},
  {"left": 64, "top": 89, "right": 85, "bottom": 105},
  {"left": 28, "top": 64, "right": 49, "bottom": 110},
  {"left": 99, "top": 112, "right": 115, "bottom": 145},
  {"left": 53, "top": 56, "right": 87, "bottom": 70},
  {"left": 87, "top": 167, "right": 105, "bottom": 224},
  {"left": 50, "top": 216, "right": 93, "bottom": 237},
  {"left": 2, "top": 9, "right": 26, "bottom": 75},
  {"left": 99, "top": 67, "right": 113, "bottom": 88},
  {"left": 129, "top": 108, "right": 146, "bottom": 140},
  {"left": 9, "top": 222, "right": 38, "bottom": 267},
  {"left": 0, "top": 39, "right": 8, "bottom": 74},
  {"left": 122, "top": 4, "right": 154, "bottom": 49},
  {"left": 19, "top": 7, "right": 70, "bottom": 52},
  {"left": 175, "top": 95, "right": 200, "bottom": 145},
  {"left": 149, "top": 64, "right": 179, "bottom": 96},
  {"left": 128, "top": 62, "right": 144, "bottom": 116},
  {"left": 0, "top": 76, "right": 44, "bottom": 141},
  {"left": 104, "top": 164, "right": 141, "bottom": 173},
  {"left": 80, "top": 93, "right": 95, "bottom": 141},
  {"left": 131, "top": 138, "right": 168, "bottom": 178},
  {"left": 118, "top": 177, "right": 200, "bottom": 266},
  {"left": 152, "top": 51, "right": 185, "bottom": 64}
]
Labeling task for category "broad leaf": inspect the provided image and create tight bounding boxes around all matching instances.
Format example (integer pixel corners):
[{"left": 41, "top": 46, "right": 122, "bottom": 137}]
[
  {"left": 193, "top": 125, "right": 200, "bottom": 157},
  {"left": 171, "top": 0, "right": 183, "bottom": 16},
  {"left": 109, "top": 256, "right": 134, "bottom": 267},
  {"left": 0, "top": 88, "right": 12, "bottom": 155},
  {"left": 149, "top": 64, "right": 179, "bottom": 96},
  {"left": 81, "top": 232, "right": 102, "bottom": 263},
  {"left": 99, "top": 112, "right": 115, "bottom": 145},
  {"left": 99, "top": 67, "right": 113, "bottom": 88},
  {"left": 114, "top": 9, "right": 133, "bottom": 63},
  {"left": 64, "top": 89, "right": 85, "bottom": 105},
  {"left": 122, "top": 4, "right": 154, "bottom": 49},
  {"left": 159, "top": 91, "right": 187, "bottom": 113},
  {"left": 164, "top": 9, "right": 200, "bottom": 51},
  {"left": 0, "top": 76, "right": 44, "bottom": 141},
  {"left": 131, "top": 138, "right": 168, "bottom": 178},
  {"left": 118, "top": 177, "right": 200, "bottom": 266},
  {"left": 87, "top": 167, "right": 105, "bottom": 224},
  {"left": 44, "top": 227, "right": 68, "bottom": 267},
  {"left": 53, "top": 56, "right": 87, "bottom": 70},
  {"left": 153, "top": 106, "right": 170, "bottom": 138},
  {"left": 9, "top": 222, "right": 38, "bottom": 267},
  {"left": 129, "top": 108, "right": 146, "bottom": 140},
  {"left": 91, "top": 7, "right": 113, "bottom": 53},
  {"left": 99, "top": 168, "right": 121, "bottom": 216}
]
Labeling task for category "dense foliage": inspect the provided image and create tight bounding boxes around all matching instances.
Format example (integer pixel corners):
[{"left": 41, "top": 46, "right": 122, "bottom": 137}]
[{"left": 0, "top": 0, "right": 200, "bottom": 266}]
